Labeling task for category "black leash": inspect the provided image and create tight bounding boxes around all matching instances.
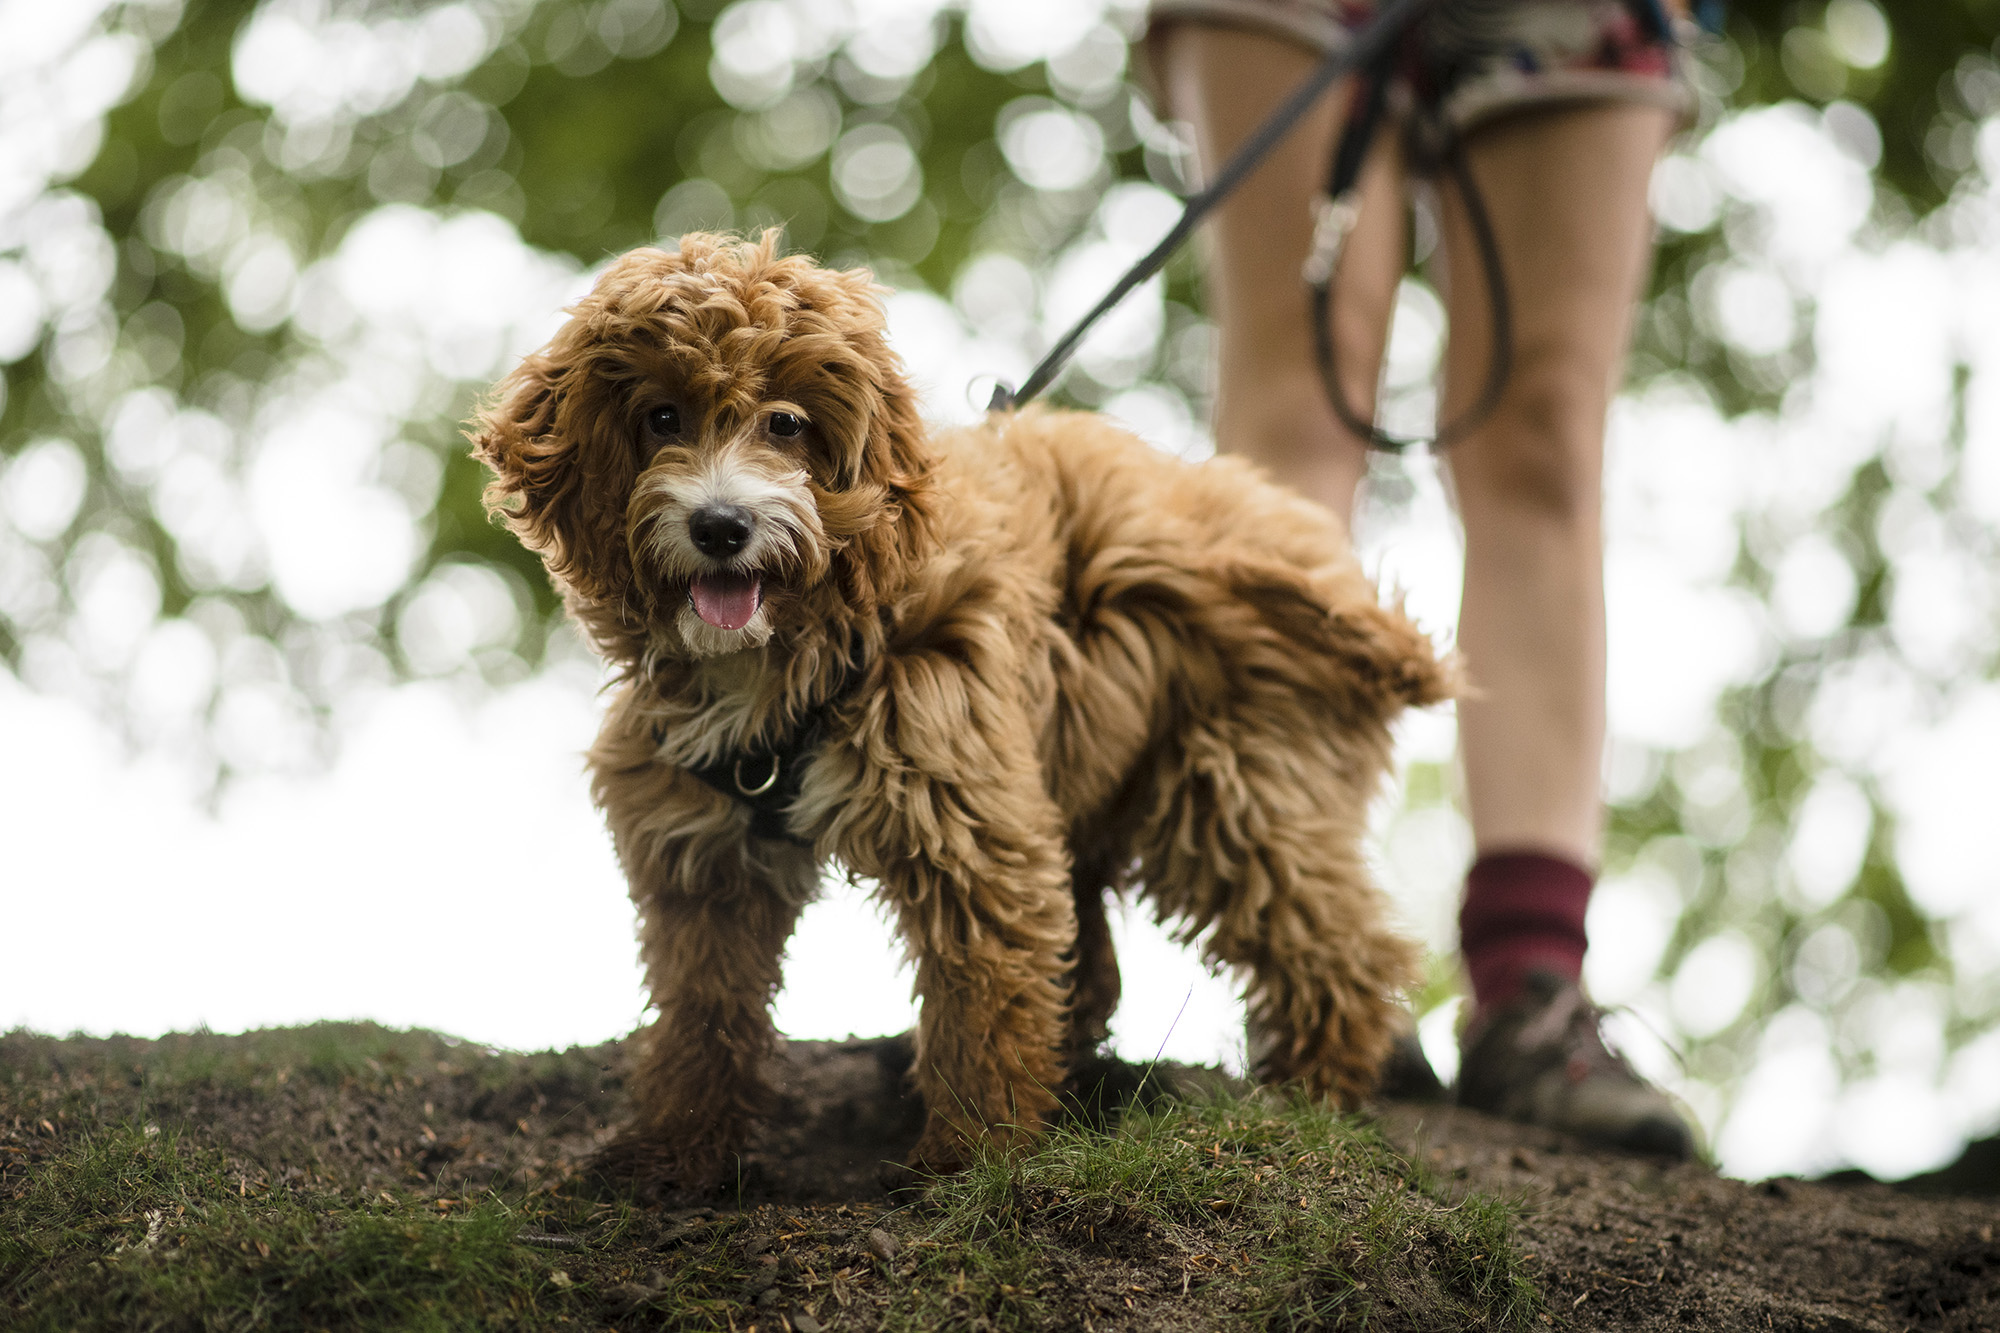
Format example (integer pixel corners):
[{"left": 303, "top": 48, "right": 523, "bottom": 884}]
[{"left": 986, "top": 0, "right": 1438, "bottom": 415}]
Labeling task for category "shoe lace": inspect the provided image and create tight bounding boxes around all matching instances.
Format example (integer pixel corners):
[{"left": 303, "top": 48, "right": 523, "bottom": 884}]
[
  {"left": 1511, "top": 984, "right": 1634, "bottom": 1085},
  {"left": 1596, "top": 1000, "right": 1692, "bottom": 1080}
]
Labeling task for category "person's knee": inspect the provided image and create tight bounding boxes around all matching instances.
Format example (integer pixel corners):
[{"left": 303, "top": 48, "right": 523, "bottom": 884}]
[
  {"left": 1212, "top": 368, "right": 1369, "bottom": 511},
  {"left": 1452, "top": 351, "right": 1607, "bottom": 524}
]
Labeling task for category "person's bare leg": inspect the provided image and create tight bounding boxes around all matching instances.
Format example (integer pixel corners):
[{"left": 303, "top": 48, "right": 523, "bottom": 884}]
[
  {"left": 1439, "top": 102, "right": 1694, "bottom": 1158},
  {"left": 1159, "top": 24, "right": 1404, "bottom": 521},
  {"left": 1434, "top": 103, "right": 1675, "bottom": 868}
]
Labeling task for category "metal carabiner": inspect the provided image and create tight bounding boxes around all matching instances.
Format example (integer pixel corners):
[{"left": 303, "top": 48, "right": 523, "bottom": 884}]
[{"left": 1302, "top": 191, "right": 1362, "bottom": 288}]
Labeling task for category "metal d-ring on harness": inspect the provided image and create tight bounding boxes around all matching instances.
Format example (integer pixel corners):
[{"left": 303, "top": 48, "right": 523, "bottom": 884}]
[
  {"left": 733, "top": 753, "right": 781, "bottom": 797},
  {"left": 667, "top": 648, "right": 863, "bottom": 844},
  {"left": 676, "top": 716, "right": 826, "bottom": 844}
]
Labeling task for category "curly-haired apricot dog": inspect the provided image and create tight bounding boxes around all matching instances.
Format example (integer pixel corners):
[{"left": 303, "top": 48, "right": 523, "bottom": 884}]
[{"left": 473, "top": 233, "right": 1447, "bottom": 1193}]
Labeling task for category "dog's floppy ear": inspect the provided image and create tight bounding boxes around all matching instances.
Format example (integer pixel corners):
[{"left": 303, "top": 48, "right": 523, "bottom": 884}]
[
  {"left": 470, "top": 348, "right": 633, "bottom": 603},
  {"left": 842, "top": 267, "right": 932, "bottom": 494},
  {"left": 833, "top": 360, "right": 937, "bottom": 612},
  {"left": 807, "top": 310, "right": 937, "bottom": 596},
  {"left": 782, "top": 259, "right": 935, "bottom": 541},
  {"left": 860, "top": 349, "right": 930, "bottom": 497}
]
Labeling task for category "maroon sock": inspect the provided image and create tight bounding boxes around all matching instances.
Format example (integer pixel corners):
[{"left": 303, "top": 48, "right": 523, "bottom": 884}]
[{"left": 1459, "top": 852, "right": 1593, "bottom": 1014}]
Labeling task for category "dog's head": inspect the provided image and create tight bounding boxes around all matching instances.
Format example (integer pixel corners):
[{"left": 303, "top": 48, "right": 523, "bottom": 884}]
[{"left": 472, "top": 232, "right": 932, "bottom": 666}]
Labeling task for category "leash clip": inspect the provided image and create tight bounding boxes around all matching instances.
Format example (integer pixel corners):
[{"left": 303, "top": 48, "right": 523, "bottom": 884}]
[{"left": 1302, "top": 191, "right": 1361, "bottom": 288}]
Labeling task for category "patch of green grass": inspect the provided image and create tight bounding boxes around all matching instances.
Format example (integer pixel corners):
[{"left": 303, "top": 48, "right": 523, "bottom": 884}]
[
  {"left": 1, "top": 1023, "right": 482, "bottom": 1098},
  {"left": 0, "top": 1115, "right": 769, "bottom": 1332},
  {"left": 5, "top": 1027, "right": 1543, "bottom": 1332},
  {"left": 911, "top": 1092, "right": 1544, "bottom": 1332},
  {"left": 1, "top": 1123, "right": 547, "bottom": 1331},
  {"left": 877, "top": 1224, "right": 1051, "bottom": 1333}
]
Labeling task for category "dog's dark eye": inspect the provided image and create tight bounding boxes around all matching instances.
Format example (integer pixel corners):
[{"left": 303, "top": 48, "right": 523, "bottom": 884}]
[
  {"left": 645, "top": 404, "right": 682, "bottom": 438},
  {"left": 768, "top": 411, "right": 804, "bottom": 438}
]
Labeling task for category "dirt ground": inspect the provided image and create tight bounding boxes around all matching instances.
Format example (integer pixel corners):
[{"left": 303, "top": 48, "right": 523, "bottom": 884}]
[
  {"left": 5, "top": 1028, "right": 1995, "bottom": 1332},
  {"left": 704, "top": 1038, "right": 2000, "bottom": 1333},
  {"left": 1374, "top": 1101, "right": 1998, "bottom": 1332}
]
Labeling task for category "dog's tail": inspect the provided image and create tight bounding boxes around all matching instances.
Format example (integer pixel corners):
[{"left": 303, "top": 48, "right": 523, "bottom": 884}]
[{"left": 1221, "top": 559, "right": 1456, "bottom": 714}]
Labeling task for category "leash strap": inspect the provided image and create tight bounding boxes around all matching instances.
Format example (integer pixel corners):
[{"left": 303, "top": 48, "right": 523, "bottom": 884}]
[
  {"left": 987, "top": 0, "right": 1438, "bottom": 414},
  {"left": 996, "top": 0, "right": 1678, "bottom": 449}
]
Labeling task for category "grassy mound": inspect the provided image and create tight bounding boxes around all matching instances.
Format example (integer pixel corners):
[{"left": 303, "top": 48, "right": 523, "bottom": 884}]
[{"left": 1, "top": 1025, "right": 1542, "bottom": 1331}]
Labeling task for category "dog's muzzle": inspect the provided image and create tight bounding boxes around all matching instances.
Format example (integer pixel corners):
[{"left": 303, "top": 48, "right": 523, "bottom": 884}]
[{"left": 685, "top": 503, "right": 763, "bottom": 631}]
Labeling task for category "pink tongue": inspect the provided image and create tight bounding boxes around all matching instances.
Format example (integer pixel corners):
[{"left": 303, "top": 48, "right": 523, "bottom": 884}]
[{"left": 689, "top": 572, "right": 762, "bottom": 630}]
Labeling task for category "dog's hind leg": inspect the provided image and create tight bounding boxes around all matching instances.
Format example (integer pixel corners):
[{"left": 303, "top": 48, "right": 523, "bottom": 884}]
[
  {"left": 1133, "top": 704, "right": 1421, "bottom": 1109},
  {"left": 1066, "top": 862, "right": 1122, "bottom": 1060}
]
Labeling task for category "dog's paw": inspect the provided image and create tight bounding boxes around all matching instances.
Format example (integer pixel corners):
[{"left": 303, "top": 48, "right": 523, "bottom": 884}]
[
  {"left": 874, "top": 1144, "right": 968, "bottom": 1198},
  {"left": 874, "top": 1157, "right": 935, "bottom": 1196},
  {"left": 894, "top": 1126, "right": 975, "bottom": 1186},
  {"left": 583, "top": 1132, "right": 729, "bottom": 1207}
]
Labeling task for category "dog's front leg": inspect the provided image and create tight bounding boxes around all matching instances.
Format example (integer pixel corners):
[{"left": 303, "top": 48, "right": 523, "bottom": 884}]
[
  {"left": 626, "top": 863, "right": 809, "bottom": 1191},
  {"left": 884, "top": 840, "right": 1075, "bottom": 1176},
  {"left": 827, "top": 686, "right": 1076, "bottom": 1176},
  {"left": 594, "top": 745, "right": 815, "bottom": 1200}
]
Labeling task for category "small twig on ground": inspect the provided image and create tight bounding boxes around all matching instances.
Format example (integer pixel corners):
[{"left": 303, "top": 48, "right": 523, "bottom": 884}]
[{"left": 518, "top": 1231, "right": 585, "bottom": 1251}]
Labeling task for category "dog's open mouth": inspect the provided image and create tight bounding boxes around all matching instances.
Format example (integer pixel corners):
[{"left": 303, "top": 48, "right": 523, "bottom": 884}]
[{"left": 688, "top": 571, "right": 763, "bottom": 630}]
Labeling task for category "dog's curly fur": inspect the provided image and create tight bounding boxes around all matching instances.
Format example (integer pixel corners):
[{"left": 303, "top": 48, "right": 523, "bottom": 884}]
[{"left": 472, "top": 233, "right": 1449, "bottom": 1192}]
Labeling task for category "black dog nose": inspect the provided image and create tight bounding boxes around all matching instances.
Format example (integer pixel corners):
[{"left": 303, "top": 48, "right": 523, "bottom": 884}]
[{"left": 688, "top": 504, "right": 754, "bottom": 557}]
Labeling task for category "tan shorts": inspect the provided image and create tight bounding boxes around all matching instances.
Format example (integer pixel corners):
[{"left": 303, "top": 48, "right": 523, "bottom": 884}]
[{"left": 1143, "top": 0, "right": 1697, "bottom": 138}]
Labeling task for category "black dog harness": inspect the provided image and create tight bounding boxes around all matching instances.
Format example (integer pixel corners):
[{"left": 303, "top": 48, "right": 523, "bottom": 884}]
[
  {"left": 656, "top": 654, "right": 861, "bottom": 845},
  {"left": 678, "top": 716, "right": 831, "bottom": 844}
]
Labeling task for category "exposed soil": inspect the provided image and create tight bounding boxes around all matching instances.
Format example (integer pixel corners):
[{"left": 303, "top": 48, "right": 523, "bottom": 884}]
[
  {"left": 1374, "top": 1102, "right": 1998, "bottom": 1333},
  {"left": 4, "top": 1028, "right": 1994, "bottom": 1332}
]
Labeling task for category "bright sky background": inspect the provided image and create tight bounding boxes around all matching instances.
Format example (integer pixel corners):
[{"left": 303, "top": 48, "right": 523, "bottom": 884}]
[{"left": 3, "top": 0, "right": 1998, "bottom": 1187}]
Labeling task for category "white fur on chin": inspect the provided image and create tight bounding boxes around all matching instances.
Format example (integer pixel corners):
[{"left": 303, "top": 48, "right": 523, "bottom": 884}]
[{"left": 675, "top": 600, "right": 774, "bottom": 657}]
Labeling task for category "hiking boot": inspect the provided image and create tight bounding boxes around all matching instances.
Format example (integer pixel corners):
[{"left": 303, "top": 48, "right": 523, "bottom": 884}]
[{"left": 1456, "top": 971, "right": 1696, "bottom": 1159}]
